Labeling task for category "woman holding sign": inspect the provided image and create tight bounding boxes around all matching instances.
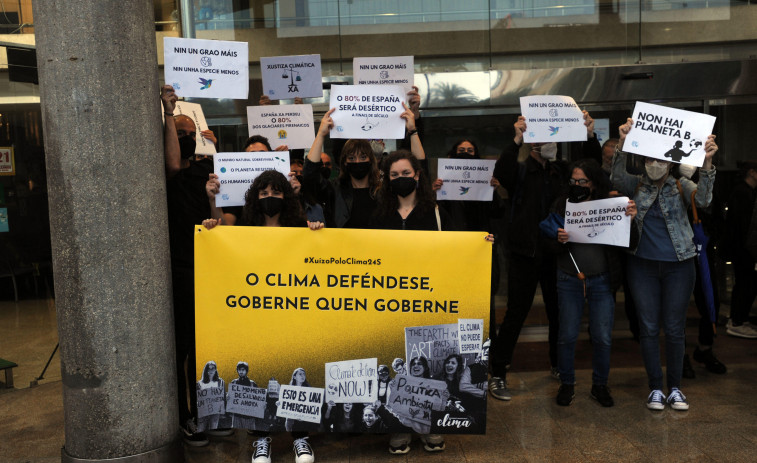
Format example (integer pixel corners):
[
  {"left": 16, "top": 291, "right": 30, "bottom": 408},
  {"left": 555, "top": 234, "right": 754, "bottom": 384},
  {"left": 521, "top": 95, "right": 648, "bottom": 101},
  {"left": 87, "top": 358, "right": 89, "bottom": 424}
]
[
  {"left": 542, "top": 159, "right": 636, "bottom": 408},
  {"left": 611, "top": 118, "right": 717, "bottom": 412},
  {"left": 304, "top": 103, "right": 423, "bottom": 229}
]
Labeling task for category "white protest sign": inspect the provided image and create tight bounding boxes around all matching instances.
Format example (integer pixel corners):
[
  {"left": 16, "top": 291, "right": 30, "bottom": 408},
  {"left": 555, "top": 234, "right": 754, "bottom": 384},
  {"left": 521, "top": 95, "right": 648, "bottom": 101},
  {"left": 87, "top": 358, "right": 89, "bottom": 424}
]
[
  {"left": 247, "top": 104, "right": 315, "bottom": 150},
  {"left": 261, "top": 54, "right": 323, "bottom": 100},
  {"left": 277, "top": 385, "right": 324, "bottom": 424},
  {"left": 325, "top": 358, "right": 378, "bottom": 403},
  {"left": 226, "top": 385, "right": 266, "bottom": 418},
  {"left": 164, "top": 37, "right": 248, "bottom": 99},
  {"left": 197, "top": 386, "right": 225, "bottom": 418},
  {"left": 436, "top": 159, "right": 496, "bottom": 202},
  {"left": 329, "top": 84, "right": 406, "bottom": 140},
  {"left": 624, "top": 102, "right": 716, "bottom": 167},
  {"left": 405, "top": 324, "right": 458, "bottom": 378},
  {"left": 565, "top": 197, "right": 632, "bottom": 247},
  {"left": 520, "top": 95, "right": 586, "bottom": 143},
  {"left": 214, "top": 152, "right": 291, "bottom": 207},
  {"left": 353, "top": 56, "right": 414, "bottom": 95},
  {"left": 386, "top": 375, "right": 446, "bottom": 427},
  {"left": 174, "top": 101, "right": 216, "bottom": 155},
  {"left": 458, "top": 319, "right": 484, "bottom": 356}
]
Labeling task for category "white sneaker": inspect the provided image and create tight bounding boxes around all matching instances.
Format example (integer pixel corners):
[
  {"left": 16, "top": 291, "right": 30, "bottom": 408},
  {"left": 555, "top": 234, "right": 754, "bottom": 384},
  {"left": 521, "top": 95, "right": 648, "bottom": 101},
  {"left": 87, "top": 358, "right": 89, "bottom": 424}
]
[
  {"left": 646, "top": 389, "right": 666, "bottom": 411},
  {"left": 419, "top": 434, "right": 445, "bottom": 452},
  {"left": 667, "top": 388, "right": 689, "bottom": 411},
  {"left": 389, "top": 433, "right": 411, "bottom": 454},
  {"left": 726, "top": 320, "right": 757, "bottom": 339},
  {"left": 293, "top": 436, "right": 315, "bottom": 463},
  {"left": 252, "top": 437, "right": 272, "bottom": 463}
]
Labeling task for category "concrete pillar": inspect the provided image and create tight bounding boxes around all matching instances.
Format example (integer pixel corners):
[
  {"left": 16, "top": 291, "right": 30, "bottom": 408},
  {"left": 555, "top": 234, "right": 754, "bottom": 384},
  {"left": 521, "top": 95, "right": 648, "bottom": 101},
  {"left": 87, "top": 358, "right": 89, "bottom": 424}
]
[{"left": 32, "top": 1, "right": 181, "bottom": 461}]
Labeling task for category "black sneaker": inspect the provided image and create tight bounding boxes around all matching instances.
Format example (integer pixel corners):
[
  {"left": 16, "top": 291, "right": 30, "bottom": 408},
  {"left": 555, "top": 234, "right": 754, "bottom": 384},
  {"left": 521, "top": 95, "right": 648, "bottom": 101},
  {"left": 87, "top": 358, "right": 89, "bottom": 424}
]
[
  {"left": 682, "top": 353, "right": 696, "bottom": 379},
  {"left": 692, "top": 347, "right": 727, "bottom": 374},
  {"left": 181, "top": 419, "right": 209, "bottom": 447},
  {"left": 590, "top": 384, "right": 614, "bottom": 407},
  {"left": 556, "top": 384, "right": 574, "bottom": 406}
]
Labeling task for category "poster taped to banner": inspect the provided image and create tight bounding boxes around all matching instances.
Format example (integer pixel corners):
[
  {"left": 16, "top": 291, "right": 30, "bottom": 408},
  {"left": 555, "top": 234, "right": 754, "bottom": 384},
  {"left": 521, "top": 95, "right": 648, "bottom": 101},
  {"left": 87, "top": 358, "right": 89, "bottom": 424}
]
[{"left": 194, "top": 227, "right": 491, "bottom": 433}]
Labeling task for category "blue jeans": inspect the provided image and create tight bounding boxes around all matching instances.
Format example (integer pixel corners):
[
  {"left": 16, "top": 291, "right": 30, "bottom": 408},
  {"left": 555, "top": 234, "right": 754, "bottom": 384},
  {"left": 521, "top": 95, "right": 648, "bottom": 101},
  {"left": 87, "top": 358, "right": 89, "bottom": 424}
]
[
  {"left": 557, "top": 269, "right": 615, "bottom": 386},
  {"left": 627, "top": 256, "right": 695, "bottom": 391}
]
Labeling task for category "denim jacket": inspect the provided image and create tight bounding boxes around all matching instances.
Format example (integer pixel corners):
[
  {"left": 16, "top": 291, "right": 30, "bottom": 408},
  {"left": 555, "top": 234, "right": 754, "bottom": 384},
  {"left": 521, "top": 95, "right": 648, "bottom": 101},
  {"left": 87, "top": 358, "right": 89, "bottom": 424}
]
[{"left": 611, "top": 150, "right": 716, "bottom": 261}]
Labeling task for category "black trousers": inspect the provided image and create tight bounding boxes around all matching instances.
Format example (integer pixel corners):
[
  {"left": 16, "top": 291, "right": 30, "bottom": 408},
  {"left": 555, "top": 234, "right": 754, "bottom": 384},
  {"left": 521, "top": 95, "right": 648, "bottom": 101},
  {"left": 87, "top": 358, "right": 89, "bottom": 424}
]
[{"left": 491, "top": 252, "right": 559, "bottom": 378}]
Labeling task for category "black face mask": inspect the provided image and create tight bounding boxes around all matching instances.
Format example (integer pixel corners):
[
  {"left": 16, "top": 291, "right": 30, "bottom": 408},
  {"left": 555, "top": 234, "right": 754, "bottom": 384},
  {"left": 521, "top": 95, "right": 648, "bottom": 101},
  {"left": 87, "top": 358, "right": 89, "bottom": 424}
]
[
  {"left": 452, "top": 152, "right": 473, "bottom": 159},
  {"left": 320, "top": 167, "right": 332, "bottom": 179},
  {"left": 259, "top": 196, "right": 284, "bottom": 217},
  {"left": 568, "top": 185, "right": 592, "bottom": 203},
  {"left": 345, "top": 161, "right": 372, "bottom": 180},
  {"left": 390, "top": 177, "right": 417, "bottom": 197},
  {"left": 178, "top": 136, "right": 196, "bottom": 160}
]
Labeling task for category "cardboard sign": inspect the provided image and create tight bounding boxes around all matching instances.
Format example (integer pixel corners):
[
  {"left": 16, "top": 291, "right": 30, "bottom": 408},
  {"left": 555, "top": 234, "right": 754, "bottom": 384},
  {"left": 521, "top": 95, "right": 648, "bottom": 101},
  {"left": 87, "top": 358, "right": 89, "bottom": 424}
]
[
  {"left": 214, "top": 152, "right": 291, "bottom": 207},
  {"left": 405, "top": 324, "right": 458, "bottom": 378},
  {"left": 353, "top": 56, "right": 414, "bottom": 95},
  {"left": 325, "top": 358, "right": 378, "bottom": 404},
  {"left": 277, "top": 385, "right": 324, "bottom": 424},
  {"left": 436, "top": 159, "right": 496, "bottom": 202},
  {"left": 247, "top": 105, "right": 315, "bottom": 150},
  {"left": 261, "top": 54, "right": 323, "bottom": 100},
  {"left": 329, "top": 85, "right": 406, "bottom": 140},
  {"left": 226, "top": 385, "right": 267, "bottom": 418},
  {"left": 386, "top": 375, "right": 446, "bottom": 427},
  {"left": 164, "top": 37, "right": 248, "bottom": 99},
  {"left": 520, "top": 95, "right": 586, "bottom": 143},
  {"left": 565, "top": 197, "right": 632, "bottom": 247},
  {"left": 197, "top": 386, "right": 225, "bottom": 418},
  {"left": 458, "top": 319, "right": 484, "bottom": 356},
  {"left": 174, "top": 102, "right": 217, "bottom": 155},
  {"left": 0, "top": 147, "right": 14, "bottom": 175},
  {"left": 624, "top": 102, "right": 716, "bottom": 167}
]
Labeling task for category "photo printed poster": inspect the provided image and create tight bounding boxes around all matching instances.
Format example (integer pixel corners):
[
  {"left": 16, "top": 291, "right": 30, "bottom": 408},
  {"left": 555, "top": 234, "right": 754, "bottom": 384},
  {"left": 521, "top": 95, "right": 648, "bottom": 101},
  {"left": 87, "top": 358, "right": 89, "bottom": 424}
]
[
  {"left": 174, "top": 101, "right": 217, "bottom": 155},
  {"left": 164, "top": 37, "right": 248, "bottom": 99},
  {"left": 214, "top": 152, "right": 291, "bottom": 207},
  {"left": 520, "top": 95, "right": 586, "bottom": 143},
  {"left": 623, "top": 102, "right": 716, "bottom": 167},
  {"left": 353, "top": 56, "right": 414, "bottom": 96},
  {"left": 564, "top": 197, "right": 632, "bottom": 247},
  {"left": 247, "top": 104, "right": 315, "bottom": 150},
  {"left": 261, "top": 54, "right": 323, "bottom": 100},
  {"left": 329, "top": 84, "right": 406, "bottom": 140},
  {"left": 194, "top": 227, "right": 492, "bottom": 434},
  {"left": 436, "top": 159, "right": 496, "bottom": 202}
]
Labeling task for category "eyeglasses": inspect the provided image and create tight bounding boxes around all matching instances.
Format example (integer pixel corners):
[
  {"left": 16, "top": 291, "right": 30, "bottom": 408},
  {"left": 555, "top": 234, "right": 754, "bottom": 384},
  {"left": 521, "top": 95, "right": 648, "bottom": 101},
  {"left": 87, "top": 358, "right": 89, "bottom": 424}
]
[
  {"left": 568, "top": 178, "right": 590, "bottom": 186},
  {"left": 456, "top": 147, "right": 475, "bottom": 154}
]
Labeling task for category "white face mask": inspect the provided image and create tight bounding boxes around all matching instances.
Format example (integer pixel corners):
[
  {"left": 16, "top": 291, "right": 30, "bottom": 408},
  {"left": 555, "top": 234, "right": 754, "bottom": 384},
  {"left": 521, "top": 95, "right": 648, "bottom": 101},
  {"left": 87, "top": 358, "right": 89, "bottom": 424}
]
[
  {"left": 645, "top": 160, "right": 670, "bottom": 181},
  {"left": 678, "top": 164, "right": 697, "bottom": 179},
  {"left": 535, "top": 142, "right": 557, "bottom": 160}
]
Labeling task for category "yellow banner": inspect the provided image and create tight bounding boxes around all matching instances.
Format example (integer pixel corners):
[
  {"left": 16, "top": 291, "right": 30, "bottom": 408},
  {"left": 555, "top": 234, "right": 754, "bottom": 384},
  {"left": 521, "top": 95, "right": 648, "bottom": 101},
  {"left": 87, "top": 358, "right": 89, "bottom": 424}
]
[{"left": 194, "top": 226, "right": 491, "bottom": 433}]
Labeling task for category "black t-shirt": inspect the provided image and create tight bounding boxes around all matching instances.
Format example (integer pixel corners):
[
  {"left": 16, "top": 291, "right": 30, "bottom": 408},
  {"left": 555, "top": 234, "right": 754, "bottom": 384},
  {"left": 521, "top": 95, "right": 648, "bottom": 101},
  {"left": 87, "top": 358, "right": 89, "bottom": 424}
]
[
  {"left": 371, "top": 205, "right": 456, "bottom": 231},
  {"left": 166, "top": 159, "right": 213, "bottom": 268},
  {"left": 344, "top": 187, "right": 376, "bottom": 229}
]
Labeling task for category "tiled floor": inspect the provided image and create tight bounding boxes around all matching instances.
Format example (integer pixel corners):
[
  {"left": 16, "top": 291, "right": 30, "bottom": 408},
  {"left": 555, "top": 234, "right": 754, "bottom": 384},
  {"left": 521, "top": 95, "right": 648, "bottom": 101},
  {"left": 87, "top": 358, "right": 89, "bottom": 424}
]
[{"left": 1, "top": 296, "right": 756, "bottom": 463}]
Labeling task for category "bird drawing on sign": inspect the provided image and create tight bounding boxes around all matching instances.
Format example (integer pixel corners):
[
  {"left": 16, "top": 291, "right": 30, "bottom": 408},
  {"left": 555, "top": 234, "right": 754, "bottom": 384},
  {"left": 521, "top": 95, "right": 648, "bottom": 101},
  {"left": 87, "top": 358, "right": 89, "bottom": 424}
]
[
  {"left": 549, "top": 126, "right": 560, "bottom": 136},
  {"left": 198, "top": 78, "right": 213, "bottom": 90},
  {"left": 459, "top": 186, "right": 471, "bottom": 195}
]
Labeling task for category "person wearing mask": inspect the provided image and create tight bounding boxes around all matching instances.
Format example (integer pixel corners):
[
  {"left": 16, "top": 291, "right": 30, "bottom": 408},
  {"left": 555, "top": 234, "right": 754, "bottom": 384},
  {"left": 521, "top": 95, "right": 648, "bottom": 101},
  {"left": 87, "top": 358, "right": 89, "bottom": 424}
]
[
  {"left": 489, "top": 111, "right": 599, "bottom": 401},
  {"left": 542, "top": 159, "right": 636, "bottom": 407},
  {"left": 611, "top": 117, "right": 717, "bottom": 411},
  {"left": 304, "top": 103, "right": 422, "bottom": 229}
]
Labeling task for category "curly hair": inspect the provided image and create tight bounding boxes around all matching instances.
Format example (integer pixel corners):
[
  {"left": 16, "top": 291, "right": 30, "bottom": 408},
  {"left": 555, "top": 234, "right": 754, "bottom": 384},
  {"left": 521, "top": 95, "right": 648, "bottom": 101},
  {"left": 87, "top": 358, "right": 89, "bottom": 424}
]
[
  {"left": 408, "top": 356, "right": 431, "bottom": 379},
  {"left": 338, "top": 139, "right": 381, "bottom": 196},
  {"left": 240, "top": 170, "right": 304, "bottom": 226},
  {"left": 376, "top": 150, "right": 435, "bottom": 221}
]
